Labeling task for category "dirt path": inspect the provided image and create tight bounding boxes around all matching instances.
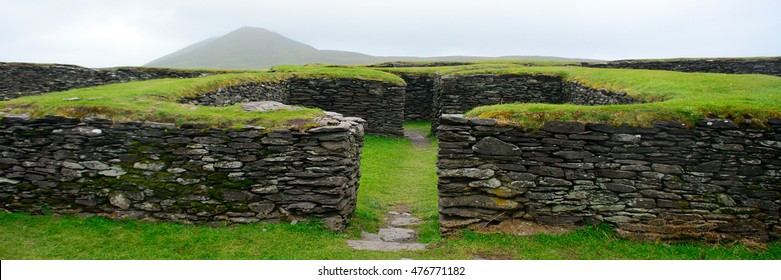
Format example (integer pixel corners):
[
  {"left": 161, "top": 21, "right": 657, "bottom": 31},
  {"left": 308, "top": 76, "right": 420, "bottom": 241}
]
[{"left": 403, "top": 129, "right": 430, "bottom": 148}]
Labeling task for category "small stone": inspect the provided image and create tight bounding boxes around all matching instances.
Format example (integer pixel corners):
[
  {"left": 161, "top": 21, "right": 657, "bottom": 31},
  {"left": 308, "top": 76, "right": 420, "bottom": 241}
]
[
  {"left": 248, "top": 202, "right": 275, "bottom": 214},
  {"left": 468, "top": 178, "right": 501, "bottom": 188},
  {"left": 98, "top": 168, "right": 127, "bottom": 177},
  {"left": 379, "top": 228, "right": 416, "bottom": 242},
  {"left": 202, "top": 164, "right": 215, "bottom": 172},
  {"left": 241, "top": 101, "right": 300, "bottom": 112},
  {"left": 528, "top": 166, "right": 565, "bottom": 178},
  {"left": 612, "top": 134, "right": 641, "bottom": 143},
  {"left": 109, "top": 193, "right": 131, "bottom": 209},
  {"left": 81, "top": 161, "right": 110, "bottom": 170},
  {"left": 0, "top": 177, "right": 20, "bottom": 184},
  {"left": 651, "top": 164, "right": 683, "bottom": 174},
  {"left": 63, "top": 97, "right": 80, "bottom": 101},
  {"left": 439, "top": 168, "right": 494, "bottom": 179},
  {"left": 251, "top": 185, "right": 279, "bottom": 194},
  {"left": 133, "top": 162, "right": 166, "bottom": 172},
  {"left": 214, "top": 161, "right": 242, "bottom": 169},
  {"left": 472, "top": 137, "right": 522, "bottom": 156},
  {"left": 718, "top": 194, "right": 736, "bottom": 206},
  {"left": 440, "top": 114, "right": 468, "bottom": 125},
  {"left": 167, "top": 168, "right": 186, "bottom": 174},
  {"left": 540, "top": 121, "right": 586, "bottom": 134},
  {"left": 62, "top": 161, "right": 85, "bottom": 170}
]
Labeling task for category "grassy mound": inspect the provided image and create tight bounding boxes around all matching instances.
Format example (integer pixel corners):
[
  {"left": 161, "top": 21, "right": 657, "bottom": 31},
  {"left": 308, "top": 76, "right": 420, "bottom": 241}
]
[
  {"left": 0, "top": 65, "right": 403, "bottom": 128},
  {"left": 377, "top": 63, "right": 781, "bottom": 128}
]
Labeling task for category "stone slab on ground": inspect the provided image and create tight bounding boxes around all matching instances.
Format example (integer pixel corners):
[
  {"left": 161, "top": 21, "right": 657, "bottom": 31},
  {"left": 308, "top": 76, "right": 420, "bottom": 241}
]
[{"left": 346, "top": 240, "right": 427, "bottom": 252}]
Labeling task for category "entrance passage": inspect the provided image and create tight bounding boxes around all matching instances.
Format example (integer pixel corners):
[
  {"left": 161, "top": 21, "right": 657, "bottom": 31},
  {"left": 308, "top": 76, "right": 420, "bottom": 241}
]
[{"left": 347, "top": 122, "right": 438, "bottom": 251}]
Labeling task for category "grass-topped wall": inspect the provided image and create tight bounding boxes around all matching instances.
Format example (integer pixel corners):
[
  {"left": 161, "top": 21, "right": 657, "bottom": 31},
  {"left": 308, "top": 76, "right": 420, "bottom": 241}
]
[{"left": 425, "top": 65, "right": 781, "bottom": 242}]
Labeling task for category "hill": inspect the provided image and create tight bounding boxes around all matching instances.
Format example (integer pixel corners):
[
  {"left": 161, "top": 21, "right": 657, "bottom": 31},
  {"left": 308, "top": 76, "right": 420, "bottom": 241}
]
[{"left": 145, "top": 27, "right": 598, "bottom": 69}]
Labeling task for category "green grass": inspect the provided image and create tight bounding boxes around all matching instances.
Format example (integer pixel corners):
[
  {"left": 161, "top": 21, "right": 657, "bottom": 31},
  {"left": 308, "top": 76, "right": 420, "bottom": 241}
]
[
  {"left": 350, "top": 122, "right": 439, "bottom": 241},
  {"left": 272, "top": 64, "right": 405, "bottom": 85},
  {"left": 1, "top": 122, "right": 779, "bottom": 260},
  {"left": 465, "top": 67, "right": 781, "bottom": 128},
  {"left": 0, "top": 73, "right": 323, "bottom": 128}
]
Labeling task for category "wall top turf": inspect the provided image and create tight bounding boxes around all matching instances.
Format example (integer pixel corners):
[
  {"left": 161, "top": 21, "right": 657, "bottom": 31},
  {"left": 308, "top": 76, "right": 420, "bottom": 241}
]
[{"left": 2, "top": 62, "right": 780, "bottom": 129}]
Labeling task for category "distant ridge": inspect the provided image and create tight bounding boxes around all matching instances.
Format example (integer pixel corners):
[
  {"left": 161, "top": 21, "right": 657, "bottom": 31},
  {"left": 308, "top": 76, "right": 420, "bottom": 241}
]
[{"left": 145, "top": 27, "right": 598, "bottom": 69}]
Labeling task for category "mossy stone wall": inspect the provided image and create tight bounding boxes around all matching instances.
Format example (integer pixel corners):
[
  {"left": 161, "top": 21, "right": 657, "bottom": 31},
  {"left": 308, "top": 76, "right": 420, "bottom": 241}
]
[{"left": 0, "top": 114, "right": 364, "bottom": 230}]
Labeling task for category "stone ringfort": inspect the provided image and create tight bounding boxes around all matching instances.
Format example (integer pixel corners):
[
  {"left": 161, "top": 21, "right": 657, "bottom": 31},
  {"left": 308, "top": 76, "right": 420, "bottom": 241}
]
[{"left": 1, "top": 58, "right": 779, "bottom": 242}]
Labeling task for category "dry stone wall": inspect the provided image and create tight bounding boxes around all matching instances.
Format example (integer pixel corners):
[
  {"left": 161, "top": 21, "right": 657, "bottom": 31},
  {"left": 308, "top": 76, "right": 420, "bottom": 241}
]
[
  {"left": 0, "top": 113, "right": 364, "bottom": 230},
  {"left": 399, "top": 73, "right": 435, "bottom": 122},
  {"left": 0, "top": 62, "right": 216, "bottom": 100},
  {"left": 437, "top": 114, "right": 781, "bottom": 242},
  {"left": 582, "top": 57, "right": 781, "bottom": 77},
  {"left": 177, "top": 78, "right": 405, "bottom": 137},
  {"left": 432, "top": 74, "right": 638, "bottom": 132},
  {"left": 286, "top": 78, "right": 404, "bottom": 137}
]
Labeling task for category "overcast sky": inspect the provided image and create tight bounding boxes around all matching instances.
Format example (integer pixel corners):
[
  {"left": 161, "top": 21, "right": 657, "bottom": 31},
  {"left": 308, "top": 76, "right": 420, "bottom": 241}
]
[{"left": 1, "top": 0, "right": 779, "bottom": 67}]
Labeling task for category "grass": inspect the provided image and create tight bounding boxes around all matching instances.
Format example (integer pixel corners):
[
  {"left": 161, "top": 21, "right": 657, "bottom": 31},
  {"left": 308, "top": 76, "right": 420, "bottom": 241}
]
[
  {"left": 0, "top": 73, "right": 323, "bottom": 129},
  {"left": 271, "top": 64, "right": 405, "bottom": 85},
  {"left": 375, "top": 63, "right": 781, "bottom": 128},
  {"left": 465, "top": 67, "right": 781, "bottom": 128},
  {"left": 349, "top": 121, "right": 439, "bottom": 241},
  {"left": 1, "top": 122, "right": 779, "bottom": 260}
]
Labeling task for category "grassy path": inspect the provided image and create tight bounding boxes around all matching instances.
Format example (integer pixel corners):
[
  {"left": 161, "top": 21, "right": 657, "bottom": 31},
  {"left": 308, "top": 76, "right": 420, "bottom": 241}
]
[{"left": 1, "top": 122, "right": 780, "bottom": 259}]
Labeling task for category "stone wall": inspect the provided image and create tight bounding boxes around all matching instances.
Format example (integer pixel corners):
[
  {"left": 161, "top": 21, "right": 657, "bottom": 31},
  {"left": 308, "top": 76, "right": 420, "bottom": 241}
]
[
  {"left": 0, "top": 62, "right": 215, "bottom": 100},
  {"left": 399, "top": 73, "right": 435, "bottom": 122},
  {"left": 582, "top": 57, "right": 781, "bottom": 77},
  {"left": 0, "top": 113, "right": 364, "bottom": 231},
  {"left": 436, "top": 114, "right": 781, "bottom": 242},
  {"left": 432, "top": 74, "right": 638, "bottom": 132},
  {"left": 179, "top": 82, "right": 288, "bottom": 106},
  {"left": 286, "top": 78, "right": 404, "bottom": 137},
  {"left": 178, "top": 78, "right": 405, "bottom": 137}
]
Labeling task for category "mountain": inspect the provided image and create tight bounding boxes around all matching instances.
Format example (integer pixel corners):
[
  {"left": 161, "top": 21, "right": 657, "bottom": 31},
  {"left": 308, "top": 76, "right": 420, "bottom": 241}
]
[{"left": 146, "top": 27, "right": 598, "bottom": 69}]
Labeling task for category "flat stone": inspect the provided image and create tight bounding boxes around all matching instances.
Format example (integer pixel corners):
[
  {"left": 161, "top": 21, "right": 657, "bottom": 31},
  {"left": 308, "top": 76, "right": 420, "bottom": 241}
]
[
  {"left": 251, "top": 185, "right": 279, "bottom": 194},
  {"left": 98, "top": 168, "right": 127, "bottom": 177},
  {"left": 379, "top": 228, "right": 416, "bottom": 242},
  {"left": 612, "top": 134, "right": 641, "bottom": 143},
  {"left": 133, "top": 162, "right": 166, "bottom": 172},
  {"left": 651, "top": 164, "right": 683, "bottom": 174},
  {"left": 109, "top": 193, "right": 131, "bottom": 209},
  {"left": 468, "top": 118, "right": 497, "bottom": 126},
  {"left": 81, "top": 161, "right": 110, "bottom": 170},
  {"left": 346, "top": 240, "right": 427, "bottom": 252},
  {"left": 468, "top": 178, "right": 501, "bottom": 188},
  {"left": 440, "top": 195, "right": 519, "bottom": 210},
  {"left": 529, "top": 166, "right": 565, "bottom": 178},
  {"left": 540, "top": 121, "right": 586, "bottom": 134},
  {"left": 472, "top": 137, "right": 522, "bottom": 156},
  {"left": 62, "top": 161, "right": 85, "bottom": 170},
  {"left": 439, "top": 168, "right": 494, "bottom": 179},
  {"left": 553, "top": 150, "right": 594, "bottom": 159},
  {"left": 390, "top": 216, "right": 422, "bottom": 227},
  {"left": 0, "top": 177, "right": 20, "bottom": 184},
  {"left": 440, "top": 114, "right": 468, "bottom": 125},
  {"left": 241, "top": 101, "right": 301, "bottom": 112},
  {"left": 214, "top": 161, "right": 243, "bottom": 169}
]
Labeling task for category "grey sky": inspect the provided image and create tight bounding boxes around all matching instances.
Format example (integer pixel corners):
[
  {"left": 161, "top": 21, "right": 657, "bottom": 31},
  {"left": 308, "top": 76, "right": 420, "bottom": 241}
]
[{"left": 1, "top": 0, "right": 779, "bottom": 67}]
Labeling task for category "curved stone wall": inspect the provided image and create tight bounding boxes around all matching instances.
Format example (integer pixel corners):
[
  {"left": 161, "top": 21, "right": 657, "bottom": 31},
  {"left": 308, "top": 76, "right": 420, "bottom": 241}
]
[
  {"left": 436, "top": 114, "right": 781, "bottom": 242},
  {"left": 582, "top": 57, "right": 781, "bottom": 77},
  {"left": 0, "top": 62, "right": 216, "bottom": 100},
  {"left": 431, "top": 74, "right": 639, "bottom": 132},
  {"left": 0, "top": 113, "right": 364, "bottom": 230},
  {"left": 178, "top": 78, "right": 406, "bottom": 137}
]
